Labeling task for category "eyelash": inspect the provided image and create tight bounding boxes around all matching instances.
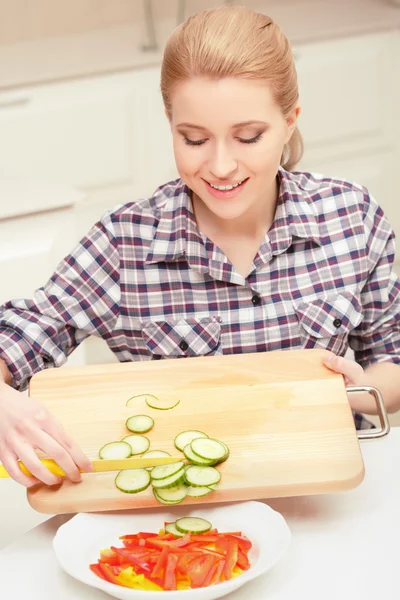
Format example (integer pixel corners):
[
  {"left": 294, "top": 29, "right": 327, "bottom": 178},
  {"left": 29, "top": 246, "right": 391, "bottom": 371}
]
[{"left": 183, "top": 133, "right": 264, "bottom": 146}]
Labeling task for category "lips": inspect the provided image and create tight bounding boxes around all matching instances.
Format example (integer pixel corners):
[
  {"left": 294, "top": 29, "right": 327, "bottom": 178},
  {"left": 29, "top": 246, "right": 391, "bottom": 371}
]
[{"left": 203, "top": 177, "right": 249, "bottom": 200}]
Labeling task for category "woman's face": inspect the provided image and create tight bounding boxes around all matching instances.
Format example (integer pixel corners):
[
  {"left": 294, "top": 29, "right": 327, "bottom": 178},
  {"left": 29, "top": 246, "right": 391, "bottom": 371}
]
[{"left": 170, "top": 76, "right": 299, "bottom": 223}]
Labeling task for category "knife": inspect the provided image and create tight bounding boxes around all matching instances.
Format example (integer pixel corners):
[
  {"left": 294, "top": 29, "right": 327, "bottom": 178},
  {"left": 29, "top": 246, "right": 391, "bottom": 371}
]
[{"left": 0, "top": 456, "right": 183, "bottom": 478}]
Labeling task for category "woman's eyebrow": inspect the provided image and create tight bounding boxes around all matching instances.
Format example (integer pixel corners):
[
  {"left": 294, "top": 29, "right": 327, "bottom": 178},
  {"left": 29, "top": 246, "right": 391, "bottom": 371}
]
[{"left": 176, "top": 120, "right": 268, "bottom": 131}]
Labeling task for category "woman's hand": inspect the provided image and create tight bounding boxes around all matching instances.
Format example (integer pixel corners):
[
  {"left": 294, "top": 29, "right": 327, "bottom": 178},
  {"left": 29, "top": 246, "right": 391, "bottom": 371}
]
[
  {"left": 323, "top": 352, "right": 365, "bottom": 387},
  {"left": 0, "top": 382, "right": 93, "bottom": 487},
  {"left": 322, "top": 352, "right": 378, "bottom": 414}
]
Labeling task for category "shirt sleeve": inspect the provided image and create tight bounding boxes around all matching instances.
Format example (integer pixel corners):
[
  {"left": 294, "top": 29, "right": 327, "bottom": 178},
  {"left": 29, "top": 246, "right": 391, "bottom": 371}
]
[
  {"left": 0, "top": 215, "right": 120, "bottom": 391},
  {"left": 349, "top": 191, "right": 400, "bottom": 369}
]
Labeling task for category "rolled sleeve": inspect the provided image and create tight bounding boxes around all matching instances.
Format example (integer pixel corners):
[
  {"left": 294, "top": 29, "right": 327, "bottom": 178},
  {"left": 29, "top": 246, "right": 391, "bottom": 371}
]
[{"left": 0, "top": 216, "right": 120, "bottom": 390}]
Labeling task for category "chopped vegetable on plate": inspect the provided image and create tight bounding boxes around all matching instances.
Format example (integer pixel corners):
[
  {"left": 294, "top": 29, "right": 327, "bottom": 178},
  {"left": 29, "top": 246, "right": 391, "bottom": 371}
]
[{"left": 89, "top": 517, "right": 252, "bottom": 591}]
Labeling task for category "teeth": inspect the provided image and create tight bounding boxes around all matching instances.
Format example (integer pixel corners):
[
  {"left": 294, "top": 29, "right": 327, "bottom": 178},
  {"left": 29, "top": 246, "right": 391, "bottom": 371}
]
[{"left": 209, "top": 180, "right": 244, "bottom": 191}]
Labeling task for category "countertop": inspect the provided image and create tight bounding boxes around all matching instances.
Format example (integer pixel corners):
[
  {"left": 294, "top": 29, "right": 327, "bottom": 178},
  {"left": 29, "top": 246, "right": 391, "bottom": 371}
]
[
  {"left": 1, "top": 427, "right": 399, "bottom": 599},
  {"left": 0, "top": 0, "right": 400, "bottom": 91}
]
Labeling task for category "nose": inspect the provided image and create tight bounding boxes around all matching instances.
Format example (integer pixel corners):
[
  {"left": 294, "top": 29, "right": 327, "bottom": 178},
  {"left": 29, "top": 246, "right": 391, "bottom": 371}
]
[{"left": 208, "top": 142, "right": 238, "bottom": 180}]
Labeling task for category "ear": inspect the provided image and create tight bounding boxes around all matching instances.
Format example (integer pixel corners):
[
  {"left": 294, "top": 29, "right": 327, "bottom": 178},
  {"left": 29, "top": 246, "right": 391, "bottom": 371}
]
[{"left": 285, "top": 105, "right": 301, "bottom": 142}]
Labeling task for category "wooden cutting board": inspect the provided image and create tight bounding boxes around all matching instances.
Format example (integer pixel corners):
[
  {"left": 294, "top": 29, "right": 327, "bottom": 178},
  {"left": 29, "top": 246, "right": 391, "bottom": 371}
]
[{"left": 27, "top": 349, "right": 364, "bottom": 514}]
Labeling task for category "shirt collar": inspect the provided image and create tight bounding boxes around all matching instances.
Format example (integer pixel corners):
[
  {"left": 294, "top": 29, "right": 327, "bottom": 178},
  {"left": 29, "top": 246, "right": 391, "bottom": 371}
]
[
  {"left": 145, "top": 170, "right": 322, "bottom": 269},
  {"left": 144, "top": 179, "right": 208, "bottom": 270}
]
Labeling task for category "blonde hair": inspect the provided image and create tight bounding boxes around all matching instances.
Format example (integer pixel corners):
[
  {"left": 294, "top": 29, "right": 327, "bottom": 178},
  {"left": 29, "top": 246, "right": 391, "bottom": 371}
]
[{"left": 161, "top": 5, "right": 303, "bottom": 171}]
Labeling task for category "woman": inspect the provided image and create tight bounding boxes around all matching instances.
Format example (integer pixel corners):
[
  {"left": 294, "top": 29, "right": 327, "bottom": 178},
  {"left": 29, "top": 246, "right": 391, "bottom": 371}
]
[{"left": 1, "top": 6, "right": 399, "bottom": 487}]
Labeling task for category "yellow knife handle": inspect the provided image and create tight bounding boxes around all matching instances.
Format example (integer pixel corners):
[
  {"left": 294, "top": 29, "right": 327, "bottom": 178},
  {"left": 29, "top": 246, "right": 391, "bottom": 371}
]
[{"left": 0, "top": 459, "right": 66, "bottom": 478}]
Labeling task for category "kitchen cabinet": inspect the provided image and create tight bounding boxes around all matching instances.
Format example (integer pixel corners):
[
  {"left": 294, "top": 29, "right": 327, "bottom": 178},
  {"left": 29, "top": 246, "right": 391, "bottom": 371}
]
[{"left": 0, "top": 28, "right": 399, "bottom": 367}]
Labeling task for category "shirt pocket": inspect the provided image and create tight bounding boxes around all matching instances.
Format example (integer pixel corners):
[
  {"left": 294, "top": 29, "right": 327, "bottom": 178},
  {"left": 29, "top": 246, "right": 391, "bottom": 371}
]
[
  {"left": 141, "top": 317, "right": 222, "bottom": 359},
  {"left": 294, "top": 293, "right": 363, "bottom": 355}
]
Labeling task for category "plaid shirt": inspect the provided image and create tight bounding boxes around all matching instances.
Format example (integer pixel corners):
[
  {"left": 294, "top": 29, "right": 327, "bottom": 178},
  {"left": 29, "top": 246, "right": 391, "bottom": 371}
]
[{"left": 1, "top": 169, "right": 399, "bottom": 429}]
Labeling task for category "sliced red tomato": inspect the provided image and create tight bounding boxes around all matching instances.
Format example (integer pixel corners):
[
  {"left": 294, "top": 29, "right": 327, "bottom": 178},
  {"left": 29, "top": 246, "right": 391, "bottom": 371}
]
[
  {"left": 164, "top": 553, "right": 179, "bottom": 591},
  {"left": 151, "top": 545, "right": 169, "bottom": 579},
  {"left": 237, "top": 548, "right": 251, "bottom": 570},
  {"left": 212, "top": 558, "right": 226, "bottom": 585},
  {"left": 223, "top": 539, "right": 239, "bottom": 581},
  {"left": 96, "top": 562, "right": 122, "bottom": 585},
  {"left": 89, "top": 563, "right": 107, "bottom": 580},
  {"left": 99, "top": 548, "right": 122, "bottom": 566},
  {"left": 226, "top": 534, "right": 253, "bottom": 553}
]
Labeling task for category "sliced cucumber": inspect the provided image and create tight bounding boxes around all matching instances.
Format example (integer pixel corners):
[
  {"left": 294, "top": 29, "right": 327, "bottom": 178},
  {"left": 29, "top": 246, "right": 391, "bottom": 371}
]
[
  {"left": 185, "top": 466, "right": 221, "bottom": 487},
  {"left": 191, "top": 438, "right": 227, "bottom": 462},
  {"left": 183, "top": 443, "right": 215, "bottom": 466},
  {"left": 146, "top": 395, "right": 180, "bottom": 410},
  {"left": 164, "top": 522, "right": 184, "bottom": 537},
  {"left": 151, "top": 469, "right": 185, "bottom": 489},
  {"left": 99, "top": 441, "right": 131, "bottom": 460},
  {"left": 174, "top": 430, "right": 208, "bottom": 452},
  {"left": 151, "top": 461, "right": 185, "bottom": 481},
  {"left": 141, "top": 450, "right": 171, "bottom": 470},
  {"left": 186, "top": 486, "right": 214, "bottom": 498},
  {"left": 126, "top": 394, "right": 159, "bottom": 408},
  {"left": 219, "top": 441, "right": 230, "bottom": 462},
  {"left": 125, "top": 415, "right": 154, "bottom": 434},
  {"left": 115, "top": 468, "right": 151, "bottom": 493},
  {"left": 153, "top": 485, "right": 188, "bottom": 505},
  {"left": 121, "top": 434, "right": 150, "bottom": 455},
  {"left": 175, "top": 517, "right": 212, "bottom": 534},
  {"left": 207, "top": 483, "right": 218, "bottom": 491}
]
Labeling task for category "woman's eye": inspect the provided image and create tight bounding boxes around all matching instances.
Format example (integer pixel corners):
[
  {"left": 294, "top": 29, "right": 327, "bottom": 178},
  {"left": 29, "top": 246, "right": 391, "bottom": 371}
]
[
  {"left": 184, "top": 137, "right": 207, "bottom": 146},
  {"left": 238, "top": 133, "right": 264, "bottom": 144}
]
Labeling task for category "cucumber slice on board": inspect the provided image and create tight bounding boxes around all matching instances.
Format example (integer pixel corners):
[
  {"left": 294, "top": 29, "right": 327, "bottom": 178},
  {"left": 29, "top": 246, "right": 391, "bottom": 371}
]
[
  {"left": 151, "top": 469, "right": 185, "bottom": 489},
  {"left": 186, "top": 486, "right": 214, "bottom": 498},
  {"left": 191, "top": 438, "right": 227, "bottom": 462},
  {"left": 153, "top": 485, "right": 188, "bottom": 505},
  {"left": 126, "top": 394, "right": 159, "bottom": 408},
  {"left": 126, "top": 394, "right": 180, "bottom": 410},
  {"left": 125, "top": 415, "right": 154, "bottom": 433},
  {"left": 121, "top": 435, "right": 150, "bottom": 455},
  {"left": 175, "top": 517, "right": 212, "bottom": 534},
  {"left": 183, "top": 444, "right": 215, "bottom": 466},
  {"left": 99, "top": 441, "right": 131, "bottom": 460},
  {"left": 145, "top": 396, "right": 180, "bottom": 410},
  {"left": 185, "top": 466, "right": 221, "bottom": 487},
  {"left": 174, "top": 430, "right": 208, "bottom": 452},
  {"left": 115, "top": 469, "right": 151, "bottom": 493},
  {"left": 151, "top": 461, "right": 185, "bottom": 481}
]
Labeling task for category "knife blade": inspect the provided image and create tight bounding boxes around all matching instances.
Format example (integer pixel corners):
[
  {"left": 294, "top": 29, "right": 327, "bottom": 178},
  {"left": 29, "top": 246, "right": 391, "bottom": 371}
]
[{"left": 0, "top": 456, "right": 183, "bottom": 478}]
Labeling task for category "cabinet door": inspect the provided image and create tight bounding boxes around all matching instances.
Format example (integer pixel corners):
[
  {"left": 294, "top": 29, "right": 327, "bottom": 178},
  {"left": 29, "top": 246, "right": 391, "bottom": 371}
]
[
  {"left": 126, "top": 66, "right": 179, "bottom": 196},
  {"left": 295, "top": 32, "right": 394, "bottom": 157},
  {"left": 0, "top": 75, "right": 135, "bottom": 191}
]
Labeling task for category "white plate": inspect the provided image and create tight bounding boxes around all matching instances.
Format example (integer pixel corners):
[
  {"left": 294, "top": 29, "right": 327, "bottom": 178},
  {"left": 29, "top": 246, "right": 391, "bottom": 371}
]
[{"left": 53, "top": 501, "right": 291, "bottom": 600}]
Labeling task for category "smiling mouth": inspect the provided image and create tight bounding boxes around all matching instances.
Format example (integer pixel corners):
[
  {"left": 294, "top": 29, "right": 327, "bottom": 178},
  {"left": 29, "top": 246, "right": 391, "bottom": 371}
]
[{"left": 205, "top": 178, "right": 248, "bottom": 191}]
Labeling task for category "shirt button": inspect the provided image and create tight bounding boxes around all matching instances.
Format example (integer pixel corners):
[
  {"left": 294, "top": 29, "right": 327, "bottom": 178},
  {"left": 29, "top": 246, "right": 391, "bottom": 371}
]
[
  {"left": 179, "top": 340, "right": 189, "bottom": 351},
  {"left": 333, "top": 318, "right": 342, "bottom": 328},
  {"left": 251, "top": 294, "right": 261, "bottom": 306}
]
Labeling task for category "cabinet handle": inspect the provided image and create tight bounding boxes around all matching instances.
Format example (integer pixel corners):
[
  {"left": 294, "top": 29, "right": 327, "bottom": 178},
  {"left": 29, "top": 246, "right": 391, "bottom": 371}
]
[
  {"left": 0, "top": 96, "right": 31, "bottom": 109},
  {"left": 141, "top": 0, "right": 158, "bottom": 52}
]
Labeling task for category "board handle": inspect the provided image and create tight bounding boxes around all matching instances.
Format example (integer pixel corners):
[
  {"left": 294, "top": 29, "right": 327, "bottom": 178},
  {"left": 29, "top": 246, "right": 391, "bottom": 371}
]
[{"left": 346, "top": 386, "right": 390, "bottom": 440}]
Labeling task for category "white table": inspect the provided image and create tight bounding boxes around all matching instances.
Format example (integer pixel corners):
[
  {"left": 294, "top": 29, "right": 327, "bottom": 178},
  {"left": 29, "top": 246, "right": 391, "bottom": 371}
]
[{"left": 1, "top": 428, "right": 399, "bottom": 599}]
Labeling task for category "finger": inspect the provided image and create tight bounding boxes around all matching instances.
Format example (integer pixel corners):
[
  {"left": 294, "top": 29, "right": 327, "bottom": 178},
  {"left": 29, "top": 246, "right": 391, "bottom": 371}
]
[
  {"left": 0, "top": 449, "right": 41, "bottom": 488},
  {"left": 42, "top": 420, "right": 93, "bottom": 474},
  {"left": 14, "top": 443, "right": 62, "bottom": 486},
  {"left": 25, "top": 426, "right": 83, "bottom": 483},
  {"left": 323, "top": 354, "right": 363, "bottom": 386}
]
